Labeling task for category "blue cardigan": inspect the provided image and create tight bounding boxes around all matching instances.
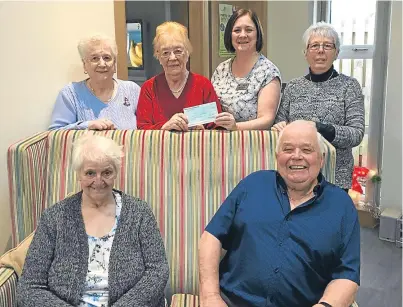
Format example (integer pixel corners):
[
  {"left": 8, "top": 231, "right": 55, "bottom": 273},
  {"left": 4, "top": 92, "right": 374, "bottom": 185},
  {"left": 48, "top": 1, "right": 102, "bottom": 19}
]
[{"left": 49, "top": 79, "right": 140, "bottom": 130}]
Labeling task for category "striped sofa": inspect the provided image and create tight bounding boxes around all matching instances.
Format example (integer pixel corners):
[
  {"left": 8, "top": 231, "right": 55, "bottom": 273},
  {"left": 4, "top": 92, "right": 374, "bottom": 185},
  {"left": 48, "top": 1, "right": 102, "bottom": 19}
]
[{"left": 1, "top": 130, "right": 336, "bottom": 307}]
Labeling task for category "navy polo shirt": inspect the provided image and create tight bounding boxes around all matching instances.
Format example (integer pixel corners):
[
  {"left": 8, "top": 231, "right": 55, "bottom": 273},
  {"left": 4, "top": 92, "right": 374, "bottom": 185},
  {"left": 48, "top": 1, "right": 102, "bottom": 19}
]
[{"left": 205, "top": 170, "right": 360, "bottom": 307}]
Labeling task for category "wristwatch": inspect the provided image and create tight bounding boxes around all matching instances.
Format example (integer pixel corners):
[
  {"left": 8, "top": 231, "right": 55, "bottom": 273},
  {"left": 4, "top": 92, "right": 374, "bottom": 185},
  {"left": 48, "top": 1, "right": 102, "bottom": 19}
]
[{"left": 319, "top": 302, "right": 332, "bottom": 307}]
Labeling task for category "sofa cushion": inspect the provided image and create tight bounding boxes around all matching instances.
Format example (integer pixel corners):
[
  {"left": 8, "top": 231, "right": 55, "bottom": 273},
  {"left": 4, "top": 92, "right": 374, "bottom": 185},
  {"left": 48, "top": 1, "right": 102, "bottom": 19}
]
[
  {"left": 170, "top": 294, "right": 359, "bottom": 307},
  {"left": 171, "top": 294, "right": 198, "bottom": 307},
  {"left": 0, "top": 232, "right": 34, "bottom": 277}
]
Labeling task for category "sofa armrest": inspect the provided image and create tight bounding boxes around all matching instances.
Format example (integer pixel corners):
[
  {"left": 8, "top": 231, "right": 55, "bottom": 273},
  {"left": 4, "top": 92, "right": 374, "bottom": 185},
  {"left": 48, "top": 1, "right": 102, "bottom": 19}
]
[
  {"left": 8, "top": 131, "right": 50, "bottom": 246},
  {"left": 0, "top": 267, "right": 18, "bottom": 307}
]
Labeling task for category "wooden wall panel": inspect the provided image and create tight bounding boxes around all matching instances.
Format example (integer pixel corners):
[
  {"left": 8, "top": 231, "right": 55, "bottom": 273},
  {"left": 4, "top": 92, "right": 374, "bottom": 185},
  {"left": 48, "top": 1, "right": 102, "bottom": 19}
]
[
  {"left": 188, "top": 1, "right": 210, "bottom": 77},
  {"left": 114, "top": 0, "right": 128, "bottom": 80}
]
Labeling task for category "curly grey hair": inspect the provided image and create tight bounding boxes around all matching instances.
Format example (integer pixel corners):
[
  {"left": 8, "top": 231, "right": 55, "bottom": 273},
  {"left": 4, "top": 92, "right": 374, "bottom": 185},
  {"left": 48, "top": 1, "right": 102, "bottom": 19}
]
[
  {"left": 77, "top": 34, "right": 118, "bottom": 60},
  {"left": 72, "top": 134, "right": 124, "bottom": 172},
  {"left": 303, "top": 21, "right": 341, "bottom": 53}
]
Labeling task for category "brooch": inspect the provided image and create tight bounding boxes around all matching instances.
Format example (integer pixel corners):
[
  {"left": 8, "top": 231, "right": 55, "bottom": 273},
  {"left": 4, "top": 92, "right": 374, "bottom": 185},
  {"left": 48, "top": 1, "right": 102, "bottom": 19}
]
[{"left": 123, "top": 97, "right": 130, "bottom": 106}]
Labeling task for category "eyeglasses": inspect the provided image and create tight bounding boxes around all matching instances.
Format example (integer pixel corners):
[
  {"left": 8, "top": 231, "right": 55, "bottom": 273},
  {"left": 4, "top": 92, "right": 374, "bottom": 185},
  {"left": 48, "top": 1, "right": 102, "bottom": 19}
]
[
  {"left": 82, "top": 169, "right": 115, "bottom": 180},
  {"left": 159, "top": 48, "right": 185, "bottom": 59},
  {"left": 87, "top": 55, "right": 114, "bottom": 64},
  {"left": 307, "top": 43, "right": 336, "bottom": 51}
]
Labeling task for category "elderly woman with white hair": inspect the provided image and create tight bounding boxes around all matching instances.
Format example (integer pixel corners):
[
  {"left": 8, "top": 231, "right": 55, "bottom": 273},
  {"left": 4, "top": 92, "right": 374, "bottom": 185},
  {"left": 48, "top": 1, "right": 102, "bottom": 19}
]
[
  {"left": 136, "top": 21, "right": 222, "bottom": 130},
  {"left": 49, "top": 35, "right": 140, "bottom": 130},
  {"left": 17, "top": 134, "right": 169, "bottom": 307},
  {"left": 272, "top": 22, "right": 365, "bottom": 192}
]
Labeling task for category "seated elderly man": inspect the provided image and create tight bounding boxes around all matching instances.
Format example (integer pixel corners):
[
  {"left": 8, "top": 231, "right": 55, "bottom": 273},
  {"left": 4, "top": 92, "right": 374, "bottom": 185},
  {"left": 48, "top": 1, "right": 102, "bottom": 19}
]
[{"left": 199, "top": 120, "right": 360, "bottom": 307}]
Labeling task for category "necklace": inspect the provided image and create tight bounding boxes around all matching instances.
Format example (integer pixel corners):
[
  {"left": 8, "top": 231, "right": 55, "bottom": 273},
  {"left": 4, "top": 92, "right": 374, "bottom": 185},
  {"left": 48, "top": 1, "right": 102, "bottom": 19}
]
[
  {"left": 232, "top": 53, "right": 260, "bottom": 91},
  {"left": 170, "top": 71, "right": 189, "bottom": 93},
  {"left": 87, "top": 80, "right": 116, "bottom": 102},
  {"left": 309, "top": 69, "right": 334, "bottom": 82}
]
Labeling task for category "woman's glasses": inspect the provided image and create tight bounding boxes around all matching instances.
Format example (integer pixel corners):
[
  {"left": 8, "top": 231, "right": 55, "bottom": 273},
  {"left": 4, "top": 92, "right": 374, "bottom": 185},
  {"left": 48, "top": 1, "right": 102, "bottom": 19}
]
[
  {"left": 159, "top": 48, "right": 185, "bottom": 59},
  {"left": 307, "top": 43, "right": 336, "bottom": 51}
]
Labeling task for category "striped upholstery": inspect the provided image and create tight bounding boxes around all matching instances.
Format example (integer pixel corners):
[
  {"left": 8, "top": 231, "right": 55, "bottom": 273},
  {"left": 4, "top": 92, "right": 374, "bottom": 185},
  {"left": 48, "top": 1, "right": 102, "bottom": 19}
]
[
  {"left": 7, "top": 132, "right": 50, "bottom": 246},
  {"left": 171, "top": 294, "right": 199, "bottom": 307},
  {"left": 6, "top": 130, "right": 336, "bottom": 302},
  {"left": 0, "top": 267, "right": 17, "bottom": 307},
  {"left": 170, "top": 294, "right": 359, "bottom": 307}
]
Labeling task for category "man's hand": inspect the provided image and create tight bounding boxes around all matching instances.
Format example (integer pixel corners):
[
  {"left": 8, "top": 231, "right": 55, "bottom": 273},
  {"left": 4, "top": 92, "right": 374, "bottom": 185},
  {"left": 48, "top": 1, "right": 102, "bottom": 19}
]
[
  {"left": 162, "top": 113, "right": 189, "bottom": 131},
  {"left": 215, "top": 112, "right": 237, "bottom": 130},
  {"left": 88, "top": 118, "right": 115, "bottom": 130},
  {"left": 200, "top": 294, "right": 228, "bottom": 307},
  {"left": 271, "top": 121, "right": 287, "bottom": 132}
]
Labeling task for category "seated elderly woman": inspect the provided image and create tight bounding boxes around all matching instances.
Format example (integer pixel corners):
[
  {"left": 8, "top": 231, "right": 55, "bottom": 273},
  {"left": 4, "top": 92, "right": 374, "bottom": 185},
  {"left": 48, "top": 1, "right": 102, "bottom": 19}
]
[
  {"left": 49, "top": 34, "right": 140, "bottom": 130},
  {"left": 212, "top": 8, "right": 281, "bottom": 130},
  {"left": 17, "top": 134, "right": 169, "bottom": 307},
  {"left": 272, "top": 22, "right": 365, "bottom": 191},
  {"left": 136, "top": 21, "right": 222, "bottom": 131}
]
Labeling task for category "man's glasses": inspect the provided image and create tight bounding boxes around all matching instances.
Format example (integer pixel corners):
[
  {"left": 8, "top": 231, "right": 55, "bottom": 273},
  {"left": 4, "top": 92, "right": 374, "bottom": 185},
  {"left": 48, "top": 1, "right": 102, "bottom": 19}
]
[
  {"left": 307, "top": 43, "right": 336, "bottom": 51},
  {"left": 159, "top": 48, "right": 185, "bottom": 59}
]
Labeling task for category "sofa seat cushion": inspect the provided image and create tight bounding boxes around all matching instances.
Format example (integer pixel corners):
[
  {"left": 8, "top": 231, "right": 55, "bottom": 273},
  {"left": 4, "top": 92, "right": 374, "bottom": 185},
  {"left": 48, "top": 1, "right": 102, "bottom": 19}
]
[
  {"left": 171, "top": 294, "right": 199, "bottom": 307},
  {"left": 171, "top": 293, "right": 359, "bottom": 307}
]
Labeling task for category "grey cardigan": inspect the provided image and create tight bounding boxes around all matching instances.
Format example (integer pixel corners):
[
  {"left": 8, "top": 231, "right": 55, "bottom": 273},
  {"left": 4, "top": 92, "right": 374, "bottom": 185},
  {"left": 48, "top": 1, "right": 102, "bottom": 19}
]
[
  {"left": 17, "top": 190, "right": 169, "bottom": 307},
  {"left": 275, "top": 74, "right": 365, "bottom": 188}
]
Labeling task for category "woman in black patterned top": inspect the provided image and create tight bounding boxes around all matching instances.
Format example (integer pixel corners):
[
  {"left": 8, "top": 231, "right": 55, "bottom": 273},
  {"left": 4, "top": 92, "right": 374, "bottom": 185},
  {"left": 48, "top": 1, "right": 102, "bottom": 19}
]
[
  {"left": 212, "top": 8, "right": 281, "bottom": 130},
  {"left": 273, "top": 22, "right": 365, "bottom": 190}
]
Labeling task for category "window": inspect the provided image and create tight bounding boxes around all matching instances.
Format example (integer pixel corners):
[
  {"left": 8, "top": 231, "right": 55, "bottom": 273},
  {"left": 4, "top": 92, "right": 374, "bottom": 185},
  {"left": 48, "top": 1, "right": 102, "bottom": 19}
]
[
  {"left": 330, "top": 0, "right": 377, "bottom": 167},
  {"left": 314, "top": 0, "right": 391, "bottom": 202}
]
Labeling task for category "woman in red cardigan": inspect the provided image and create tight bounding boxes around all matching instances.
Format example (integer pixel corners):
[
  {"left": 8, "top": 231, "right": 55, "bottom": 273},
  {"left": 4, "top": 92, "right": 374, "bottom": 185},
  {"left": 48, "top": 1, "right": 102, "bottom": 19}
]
[{"left": 136, "top": 21, "right": 222, "bottom": 131}]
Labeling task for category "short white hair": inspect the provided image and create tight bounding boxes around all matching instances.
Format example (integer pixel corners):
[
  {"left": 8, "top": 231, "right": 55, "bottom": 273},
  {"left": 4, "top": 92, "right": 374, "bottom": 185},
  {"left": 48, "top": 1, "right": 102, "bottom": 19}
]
[
  {"left": 276, "top": 130, "right": 326, "bottom": 155},
  {"left": 77, "top": 34, "right": 118, "bottom": 60},
  {"left": 72, "top": 134, "right": 123, "bottom": 172},
  {"left": 303, "top": 21, "right": 340, "bottom": 52}
]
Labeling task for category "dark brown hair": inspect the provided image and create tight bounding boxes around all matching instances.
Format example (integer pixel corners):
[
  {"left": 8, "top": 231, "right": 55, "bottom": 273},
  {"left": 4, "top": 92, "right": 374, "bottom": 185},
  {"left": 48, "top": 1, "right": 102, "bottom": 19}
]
[{"left": 224, "top": 8, "right": 264, "bottom": 53}]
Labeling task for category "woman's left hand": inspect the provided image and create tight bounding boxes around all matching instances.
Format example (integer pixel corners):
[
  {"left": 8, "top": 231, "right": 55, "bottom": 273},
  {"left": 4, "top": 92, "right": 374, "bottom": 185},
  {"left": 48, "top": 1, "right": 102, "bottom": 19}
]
[
  {"left": 271, "top": 121, "right": 287, "bottom": 132},
  {"left": 215, "top": 112, "right": 237, "bottom": 131},
  {"left": 189, "top": 125, "right": 205, "bottom": 130}
]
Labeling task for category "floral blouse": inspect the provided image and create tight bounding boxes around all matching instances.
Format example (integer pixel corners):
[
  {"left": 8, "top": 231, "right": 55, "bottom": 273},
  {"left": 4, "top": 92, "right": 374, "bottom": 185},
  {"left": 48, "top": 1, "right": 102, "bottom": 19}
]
[
  {"left": 78, "top": 192, "right": 122, "bottom": 307},
  {"left": 211, "top": 54, "right": 281, "bottom": 122}
]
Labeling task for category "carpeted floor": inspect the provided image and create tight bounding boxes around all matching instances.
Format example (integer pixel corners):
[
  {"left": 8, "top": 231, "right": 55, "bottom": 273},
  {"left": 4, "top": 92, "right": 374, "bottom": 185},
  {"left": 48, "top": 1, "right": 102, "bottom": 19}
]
[{"left": 356, "top": 227, "right": 402, "bottom": 307}]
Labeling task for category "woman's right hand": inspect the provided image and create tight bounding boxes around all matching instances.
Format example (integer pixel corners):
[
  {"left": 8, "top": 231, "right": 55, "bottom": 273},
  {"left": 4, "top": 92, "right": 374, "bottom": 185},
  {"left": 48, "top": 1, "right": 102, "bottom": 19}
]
[
  {"left": 271, "top": 121, "right": 287, "bottom": 132},
  {"left": 161, "top": 113, "right": 189, "bottom": 131},
  {"left": 88, "top": 119, "right": 116, "bottom": 130},
  {"left": 215, "top": 112, "right": 237, "bottom": 130}
]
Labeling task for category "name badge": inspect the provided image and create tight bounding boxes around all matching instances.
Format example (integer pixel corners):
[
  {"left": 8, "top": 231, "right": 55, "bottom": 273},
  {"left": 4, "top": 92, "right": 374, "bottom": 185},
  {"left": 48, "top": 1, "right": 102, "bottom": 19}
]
[{"left": 236, "top": 83, "right": 249, "bottom": 91}]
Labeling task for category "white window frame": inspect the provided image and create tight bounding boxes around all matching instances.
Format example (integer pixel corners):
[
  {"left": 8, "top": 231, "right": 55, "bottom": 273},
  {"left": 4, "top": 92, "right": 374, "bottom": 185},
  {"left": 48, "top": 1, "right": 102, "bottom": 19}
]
[{"left": 313, "top": 0, "right": 392, "bottom": 204}]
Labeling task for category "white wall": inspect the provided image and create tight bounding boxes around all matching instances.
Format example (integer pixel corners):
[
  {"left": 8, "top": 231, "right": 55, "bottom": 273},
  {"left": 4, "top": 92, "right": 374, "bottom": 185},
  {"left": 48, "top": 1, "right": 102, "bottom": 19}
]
[
  {"left": 267, "top": 1, "right": 313, "bottom": 82},
  {"left": 0, "top": 1, "right": 115, "bottom": 253},
  {"left": 380, "top": 1, "right": 402, "bottom": 211}
]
